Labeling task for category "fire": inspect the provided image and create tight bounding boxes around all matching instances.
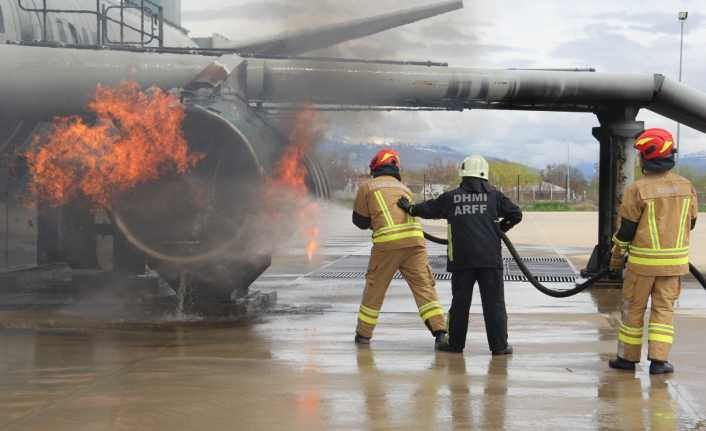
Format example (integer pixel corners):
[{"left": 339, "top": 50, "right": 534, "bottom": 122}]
[
  {"left": 270, "top": 109, "right": 321, "bottom": 262},
  {"left": 305, "top": 226, "right": 321, "bottom": 261},
  {"left": 26, "top": 82, "right": 202, "bottom": 208}
]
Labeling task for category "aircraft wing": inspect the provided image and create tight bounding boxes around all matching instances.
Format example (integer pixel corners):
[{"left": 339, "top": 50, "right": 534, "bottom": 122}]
[
  {"left": 4, "top": 45, "right": 706, "bottom": 135},
  {"left": 226, "top": 0, "right": 463, "bottom": 56},
  {"left": 243, "top": 58, "right": 706, "bottom": 134}
]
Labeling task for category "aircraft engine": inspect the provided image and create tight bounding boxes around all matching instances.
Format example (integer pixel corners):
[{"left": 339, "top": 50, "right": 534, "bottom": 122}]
[{"left": 107, "top": 97, "right": 328, "bottom": 312}]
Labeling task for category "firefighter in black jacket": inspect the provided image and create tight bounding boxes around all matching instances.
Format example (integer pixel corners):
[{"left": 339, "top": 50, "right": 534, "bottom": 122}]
[{"left": 398, "top": 155, "right": 523, "bottom": 354}]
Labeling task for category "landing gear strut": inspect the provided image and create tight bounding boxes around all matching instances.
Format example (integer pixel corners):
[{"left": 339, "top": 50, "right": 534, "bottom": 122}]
[{"left": 582, "top": 106, "right": 644, "bottom": 282}]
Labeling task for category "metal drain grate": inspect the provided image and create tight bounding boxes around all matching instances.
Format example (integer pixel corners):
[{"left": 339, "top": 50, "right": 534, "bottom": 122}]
[
  {"left": 312, "top": 255, "right": 577, "bottom": 283},
  {"left": 504, "top": 256, "right": 577, "bottom": 283},
  {"left": 316, "top": 271, "right": 454, "bottom": 281}
]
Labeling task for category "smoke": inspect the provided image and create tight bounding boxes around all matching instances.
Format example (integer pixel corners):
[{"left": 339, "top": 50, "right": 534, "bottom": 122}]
[
  {"left": 184, "top": 0, "right": 487, "bottom": 148},
  {"left": 105, "top": 107, "right": 328, "bottom": 299},
  {"left": 183, "top": 2, "right": 299, "bottom": 22}
]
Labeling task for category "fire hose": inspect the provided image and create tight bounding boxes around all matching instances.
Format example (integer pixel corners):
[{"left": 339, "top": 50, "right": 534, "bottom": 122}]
[
  {"left": 690, "top": 264, "right": 706, "bottom": 291},
  {"left": 423, "top": 232, "right": 609, "bottom": 298},
  {"left": 423, "top": 232, "right": 706, "bottom": 296}
]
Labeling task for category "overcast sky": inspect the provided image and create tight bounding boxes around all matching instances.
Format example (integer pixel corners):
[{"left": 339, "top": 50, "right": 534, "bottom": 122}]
[{"left": 180, "top": 0, "right": 706, "bottom": 168}]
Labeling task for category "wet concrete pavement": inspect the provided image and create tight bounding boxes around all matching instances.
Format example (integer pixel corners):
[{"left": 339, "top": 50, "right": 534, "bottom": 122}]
[{"left": 1, "top": 208, "right": 706, "bottom": 430}]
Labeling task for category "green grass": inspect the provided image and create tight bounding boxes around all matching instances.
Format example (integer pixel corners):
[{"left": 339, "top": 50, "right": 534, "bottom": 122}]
[{"left": 521, "top": 202, "right": 572, "bottom": 212}]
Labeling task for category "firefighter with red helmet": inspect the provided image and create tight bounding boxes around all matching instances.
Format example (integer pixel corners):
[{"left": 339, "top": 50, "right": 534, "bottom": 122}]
[
  {"left": 609, "top": 128, "right": 698, "bottom": 375},
  {"left": 352, "top": 149, "right": 447, "bottom": 347}
]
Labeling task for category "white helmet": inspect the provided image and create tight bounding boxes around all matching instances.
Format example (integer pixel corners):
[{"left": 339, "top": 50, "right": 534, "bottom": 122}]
[{"left": 459, "top": 155, "right": 489, "bottom": 180}]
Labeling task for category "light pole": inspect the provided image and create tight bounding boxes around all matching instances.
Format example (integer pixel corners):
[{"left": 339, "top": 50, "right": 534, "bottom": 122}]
[
  {"left": 566, "top": 143, "right": 571, "bottom": 203},
  {"left": 676, "top": 11, "right": 688, "bottom": 162}
]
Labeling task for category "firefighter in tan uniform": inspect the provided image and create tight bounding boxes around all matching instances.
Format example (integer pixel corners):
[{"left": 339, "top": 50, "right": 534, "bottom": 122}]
[
  {"left": 352, "top": 149, "right": 447, "bottom": 347},
  {"left": 609, "top": 128, "right": 698, "bottom": 375}
]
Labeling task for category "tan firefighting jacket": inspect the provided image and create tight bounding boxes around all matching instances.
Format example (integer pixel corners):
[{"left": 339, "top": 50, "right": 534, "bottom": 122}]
[
  {"left": 354, "top": 176, "right": 425, "bottom": 251},
  {"left": 613, "top": 171, "right": 698, "bottom": 276}
]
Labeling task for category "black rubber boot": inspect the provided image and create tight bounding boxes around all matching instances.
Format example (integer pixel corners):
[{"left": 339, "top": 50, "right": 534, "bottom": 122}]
[
  {"left": 354, "top": 333, "right": 371, "bottom": 345},
  {"left": 609, "top": 357, "right": 636, "bottom": 371},
  {"left": 649, "top": 360, "right": 675, "bottom": 375},
  {"left": 435, "top": 333, "right": 462, "bottom": 353},
  {"left": 491, "top": 345, "right": 513, "bottom": 356}
]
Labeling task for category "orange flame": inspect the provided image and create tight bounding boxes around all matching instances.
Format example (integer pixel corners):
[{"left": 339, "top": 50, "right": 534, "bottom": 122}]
[
  {"left": 26, "top": 82, "right": 202, "bottom": 208},
  {"left": 270, "top": 109, "right": 321, "bottom": 262},
  {"left": 305, "top": 226, "right": 321, "bottom": 261}
]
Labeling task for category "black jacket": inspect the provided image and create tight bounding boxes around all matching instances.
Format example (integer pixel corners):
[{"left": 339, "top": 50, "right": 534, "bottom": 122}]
[{"left": 412, "top": 178, "right": 523, "bottom": 271}]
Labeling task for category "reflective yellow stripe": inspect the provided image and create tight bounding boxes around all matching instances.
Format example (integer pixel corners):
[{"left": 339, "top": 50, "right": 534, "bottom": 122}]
[
  {"left": 636, "top": 137, "right": 654, "bottom": 148},
  {"left": 620, "top": 329, "right": 643, "bottom": 339},
  {"left": 419, "top": 301, "right": 442, "bottom": 314},
  {"left": 629, "top": 252, "right": 688, "bottom": 261},
  {"left": 359, "top": 310, "right": 378, "bottom": 321},
  {"left": 620, "top": 324, "right": 643, "bottom": 335},
  {"left": 647, "top": 200, "right": 661, "bottom": 249},
  {"left": 618, "top": 332, "right": 643, "bottom": 345},
  {"left": 629, "top": 247, "right": 689, "bottom": 256},
  {"left": 649, "top": 323, "right": 674, "bottom": 330},
  {"left": 628, "top": 255, "right": 689, "bottom": 266},
  {"left": 371, "top": 191, "right": 424, "bottom": 244},
  {"left": 374, "top": 191, "right": 394, "bottom": 226},
  {"left": 629, "top": 245, "right": 689, "bottom": 253},
  {"left": 677, "top": 198, "right": 691, "bottom": 247},
  {"left": 373, "top": 230, "right": 424, "bottom": 244},
  {"left": 375, "top": 191, "right": 394, "bottom": 226},
  {"left": 612, "top": 234, "right": 630, "bottom": 248},
  {"left": 373, "top": 222, "right": 423, "bottom": 237},
  {"left": 620, "top": 330, "right": 643, "bottom": 337},
  {"left": 358, "top": 312, "right": 378, "bottom": 325},
  {"left": 421, "top": 307, "right": 445, "bottom": 321},
  {"left": 648, "top": 333, "right": 673, "bottom": 344},
  {"left": 448, "top": 224, "right": 454, "bottom": 262},
  {"left": 376, "top": 222, "right": 422, "bottom": 233},
  {"left": 649, "top": 330, "right": 674, "bottom": 338},
  {"left": 360, "top": 305, "right": 380, "bottom": 317}
]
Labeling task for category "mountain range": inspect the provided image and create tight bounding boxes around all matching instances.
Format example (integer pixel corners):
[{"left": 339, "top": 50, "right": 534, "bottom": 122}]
[
  {"left": 316, "top": 141, "right": 467, "bottom": 170},
  {"left": 316, "top": 140, "right": 706, "bottom": 179},
  {"left": 680, "top": 151, "right": 706, "bottom": 173}
]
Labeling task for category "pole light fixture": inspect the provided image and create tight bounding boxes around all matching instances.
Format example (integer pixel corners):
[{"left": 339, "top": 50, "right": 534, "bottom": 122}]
[{"left": 676, "top": 11, "right": 688, "bottom": 164}]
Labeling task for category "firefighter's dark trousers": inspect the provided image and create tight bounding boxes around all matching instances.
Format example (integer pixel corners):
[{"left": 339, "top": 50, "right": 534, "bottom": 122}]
[{"left": 448, "top": 269, "right": 508, "bottom": 352}]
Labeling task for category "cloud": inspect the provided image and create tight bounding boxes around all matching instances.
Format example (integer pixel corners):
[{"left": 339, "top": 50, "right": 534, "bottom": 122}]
[
  {"left": 591, "top": 11, "right": 706, "bottom": 36},
  {"left": 323, "top": 108, "right": 601, "bottom": 169},
  {"left": 552, "top": 21, "right": 706, "bottom": 92},
  {"left": 182, "top": 1, "right": 298, "bottom": 22},
  {"left": 180, "top": 0, "right": 706, "bottom": 165}
]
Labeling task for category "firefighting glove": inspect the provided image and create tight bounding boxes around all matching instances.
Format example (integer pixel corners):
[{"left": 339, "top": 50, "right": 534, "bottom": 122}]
[
  {"left": 609, "top": 252, "right": 626, "bottom": 273},
  {"left": 397, "top": 197, "right": 415, "bottom": 215},
  {"left": 499, "top": 219, "right": 514, "bottom": 233}
]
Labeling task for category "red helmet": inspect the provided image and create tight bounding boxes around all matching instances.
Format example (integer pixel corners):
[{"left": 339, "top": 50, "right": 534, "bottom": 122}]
[
  {"left": 369, "top": 149, "right": 400, "bottom": 171},
  {"left": 634, "top": 128, "right": 675, "bottom": 160}
]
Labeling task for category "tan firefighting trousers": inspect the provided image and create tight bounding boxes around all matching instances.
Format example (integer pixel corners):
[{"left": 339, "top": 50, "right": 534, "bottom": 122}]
[
  {"left": 356, "top": 245, "right": 446, "bottom": 338},
  {"left": 618, "top": 268, "right": 681, "bottom": 362}
]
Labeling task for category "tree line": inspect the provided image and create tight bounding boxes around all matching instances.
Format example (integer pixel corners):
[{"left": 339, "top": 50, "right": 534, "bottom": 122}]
[{"left": 319, "top": 152, "right": 591, "bottom": 193}]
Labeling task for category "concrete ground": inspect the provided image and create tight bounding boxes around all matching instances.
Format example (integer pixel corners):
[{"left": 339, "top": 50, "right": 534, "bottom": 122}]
[
  {"left": 506, "top": 211, "right": 706, "bottom": 273},
  {"left": 0, "top": 208, "right": 705, "bottom": 430}
]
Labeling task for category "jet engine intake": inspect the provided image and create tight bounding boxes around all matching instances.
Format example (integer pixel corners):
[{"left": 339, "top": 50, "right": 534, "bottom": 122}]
[{"left": 109, "top": 98, "right": 328, "bottom": 313}]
